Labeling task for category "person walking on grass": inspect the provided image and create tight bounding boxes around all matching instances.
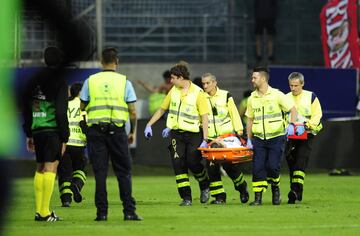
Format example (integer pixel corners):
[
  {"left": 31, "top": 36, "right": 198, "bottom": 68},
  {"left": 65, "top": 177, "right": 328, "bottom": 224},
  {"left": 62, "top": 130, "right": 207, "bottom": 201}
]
[
  {"left": 22, "top": 46, "right": 69, "bottom": 221},
  {"left": 144, "top": 62, "right": 210, "bottom": 206}
]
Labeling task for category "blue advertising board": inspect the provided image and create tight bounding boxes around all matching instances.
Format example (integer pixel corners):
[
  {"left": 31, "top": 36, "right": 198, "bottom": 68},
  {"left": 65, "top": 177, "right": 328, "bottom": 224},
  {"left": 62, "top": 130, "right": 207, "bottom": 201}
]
[{"left": 269, "top": 66, "right": 358, "bottom": 119}]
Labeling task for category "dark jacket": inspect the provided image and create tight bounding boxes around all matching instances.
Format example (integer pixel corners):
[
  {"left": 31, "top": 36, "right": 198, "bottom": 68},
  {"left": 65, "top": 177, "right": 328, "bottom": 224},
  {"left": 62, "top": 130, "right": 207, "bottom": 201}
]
[{"left": 22, "top": 68, "right": 69, "bottom": 143}]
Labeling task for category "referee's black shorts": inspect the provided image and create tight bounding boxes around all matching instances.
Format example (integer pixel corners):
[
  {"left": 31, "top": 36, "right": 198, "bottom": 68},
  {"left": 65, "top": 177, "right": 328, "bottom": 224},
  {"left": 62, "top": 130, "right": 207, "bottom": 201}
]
[{"left": 33, "top": 131, "right": 62, "bottom": 163}]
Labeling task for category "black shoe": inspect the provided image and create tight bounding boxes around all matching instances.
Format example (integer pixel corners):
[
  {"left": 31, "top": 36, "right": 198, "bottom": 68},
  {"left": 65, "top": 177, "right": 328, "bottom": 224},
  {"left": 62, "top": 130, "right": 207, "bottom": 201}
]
[
  {"left": 61, "top": 201, "right": 71, "bottom": 207},
  {"left": 38, "top": 211, "right": 62, "bottom": 222},
  {"left": 124, "top": 214, "right": 143, "bottom": 221},
  {"left": 35, "top": 213, "right": 41, "bottom": 221},
  {"left": 200, "top": 188, "right": 210, "bottom": 203},
  {"left": 249, "top": 192, "right": 262, "bottom": 206},
  {"left": 210, "top": 199, "right": 226, "bottom": 204},
  {"left": 94, "top": 215, "right": 107, "bottom": 221},
  {"left": 239, "top": 181, "right": 249, "bottom": 203},
  {"left": 70, "top": 184, "right": 82, "bottom": 203},
  {"left": 268, "top": 55, "right": 275, "bottom": 62},
  {"left": 179, "top": 199, "right": 192, "bottom": 206},
  {"left": 287, "top": 190, "right": 297, "bottom": 204},
  {"left": 272, "top": 186, "right": 281, "bottom": 205}
]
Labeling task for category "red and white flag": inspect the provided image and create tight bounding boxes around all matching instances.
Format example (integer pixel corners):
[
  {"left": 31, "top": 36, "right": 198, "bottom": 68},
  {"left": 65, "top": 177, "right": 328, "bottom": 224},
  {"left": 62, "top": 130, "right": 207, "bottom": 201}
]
[{"left": 320, "top": 0, "right": 360, "bottom": 68}]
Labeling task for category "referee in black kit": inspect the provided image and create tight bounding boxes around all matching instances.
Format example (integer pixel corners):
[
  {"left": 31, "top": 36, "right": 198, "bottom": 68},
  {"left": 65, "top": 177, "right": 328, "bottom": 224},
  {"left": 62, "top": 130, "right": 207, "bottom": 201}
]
[{"left": 80, "top": 47, "right": 142, "bottom": 221}]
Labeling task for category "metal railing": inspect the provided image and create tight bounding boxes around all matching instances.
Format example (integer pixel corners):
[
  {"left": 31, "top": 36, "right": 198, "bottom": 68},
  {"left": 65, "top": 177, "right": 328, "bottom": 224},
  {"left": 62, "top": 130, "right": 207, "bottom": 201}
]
[{"left": 20, "top": 5, "right": 323, "bottom": 65}]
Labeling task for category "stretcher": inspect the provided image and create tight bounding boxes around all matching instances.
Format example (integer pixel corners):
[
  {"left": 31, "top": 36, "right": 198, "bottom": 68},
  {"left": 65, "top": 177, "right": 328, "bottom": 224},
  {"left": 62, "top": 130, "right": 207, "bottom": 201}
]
[{"left": 198, "top": 134, "right": 253, "bottom": 164}]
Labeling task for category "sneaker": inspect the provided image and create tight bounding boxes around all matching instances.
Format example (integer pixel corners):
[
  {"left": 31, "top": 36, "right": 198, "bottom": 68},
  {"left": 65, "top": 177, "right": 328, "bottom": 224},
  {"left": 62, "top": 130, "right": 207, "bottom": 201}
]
[
  {"left": 61, "top": 201, "right": 71, "bottom": 207},
  {"left": 35, "top": 213, "right": 41, "bottom": 221},
  {"left": 38, "top": 211, "right": 62, "bottom": 222},
  {"left": 94, "top": 215, "right": 107, "bottom": 221},
  {"left": 124, "top": 214, "right": 143, "bottom": 221},
  {"left": 179, "top": 199, "right": 192, "bottom": 206},
  {"left": 70, "top": 184, "right": 82, "bottom": 203},
  {"left": 210, "top": 199, "right": 226, "bottom": 204},
  {"left": 200, "top": 188, "right": 210, "bottom": 203}
]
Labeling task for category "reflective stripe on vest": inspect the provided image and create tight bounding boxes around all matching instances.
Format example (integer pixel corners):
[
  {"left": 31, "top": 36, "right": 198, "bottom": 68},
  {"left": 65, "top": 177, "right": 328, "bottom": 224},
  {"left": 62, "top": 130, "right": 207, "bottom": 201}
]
[
  {"left": 286, "top": 90, "right": 323, "bottom": 134},
  {"left": 87, "top": 72, "right": 129, "bottom": 127},
  {"left": 251, "top": 91, "right": 285, "bottom": 139},
  {"left": 207, "top": 89, "right": 234, "bottom": 138},
  {"left": 67, "top": 97, "right": 86, "bottom": 147},
  {"left": 166, "top": 85, "right": 201, "bottom": 132}
]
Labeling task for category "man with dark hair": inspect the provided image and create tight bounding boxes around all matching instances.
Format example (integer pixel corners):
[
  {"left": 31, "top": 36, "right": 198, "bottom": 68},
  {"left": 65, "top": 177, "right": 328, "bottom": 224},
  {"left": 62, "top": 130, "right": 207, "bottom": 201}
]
[
  {"left": 80, "top": 47, "right": 142, "bottom": 221},
  {"left": 57, "top": 82, "right": 87, "bottom": 207},
  {"left": 144, "top": 62, "right": 210, "bottom": 206},
  {"left": 23, "top": 46, "right": 69, "bottom": 221},
  {"left": 245, "top": 66, "right": 298, "bottom": 206}
]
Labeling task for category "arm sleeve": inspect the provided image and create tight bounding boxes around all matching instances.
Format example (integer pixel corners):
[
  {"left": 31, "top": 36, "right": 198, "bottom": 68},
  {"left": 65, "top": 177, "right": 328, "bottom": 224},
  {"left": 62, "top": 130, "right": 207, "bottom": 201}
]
[
  {"left": 278, "top": 91, "right": 295, "bottom": 112},
  {"left": 125, "top": 80, "right": 137, "bottom": 103},
  {"left": 308, "top": 96, "right": 322, "bottom": 129},
  {"left": 160, "top": 90, "right": 172, "bottom": 110},
  {"left": 227, "top": 96, "right": 243, "bottom": 132},
  {"left": 80, "top": 79, "right": 90, "bottom": 102},
  {"left": 245, "top": 97, "right": 254, "bottom": 118},
  {"left": 22, "top": 84, "right": 33, "bottom": 138},
  {"left": 55, "top": 81, "right": 70, "bottom": 143},
  {"left": 197, "top": 92, "right": 210, "bottom": 116}
]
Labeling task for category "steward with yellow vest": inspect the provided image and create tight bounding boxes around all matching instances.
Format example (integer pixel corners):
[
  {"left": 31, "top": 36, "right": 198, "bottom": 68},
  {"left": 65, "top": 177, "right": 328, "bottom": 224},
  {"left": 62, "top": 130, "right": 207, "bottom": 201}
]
[
  {"left": 245, "top": 67, "right": 298, "bottom": 206},
  {"left": 285, "top": 72, "right": 323, "bottom": 204},
  {"left": 144, "top": 63, "right": 210, "bottom": 206},
  {"left": 80, "top": 48, "right": 142, "bottom": 221},
  {"left": 57, "top": 82, "right": 87, "bottom": 207},
  {"left": 201, "top": 73, "right": 249, "bottom": 205}
]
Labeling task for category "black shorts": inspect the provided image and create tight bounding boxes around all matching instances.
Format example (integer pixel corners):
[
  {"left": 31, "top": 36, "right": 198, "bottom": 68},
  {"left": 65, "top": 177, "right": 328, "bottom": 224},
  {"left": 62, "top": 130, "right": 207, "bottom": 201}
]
[
  {"left": 255, "top": 18, "right": 276, "bottom": 35},
  {"left": 33, "top": 131, "right": 62, "bottom": 163}
]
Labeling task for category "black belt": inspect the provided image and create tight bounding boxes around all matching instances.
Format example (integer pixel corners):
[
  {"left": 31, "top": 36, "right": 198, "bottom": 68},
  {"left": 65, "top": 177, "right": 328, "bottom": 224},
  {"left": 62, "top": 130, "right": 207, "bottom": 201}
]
[{"left": 92, "top": 122, "right": 125, "bottom": 134}]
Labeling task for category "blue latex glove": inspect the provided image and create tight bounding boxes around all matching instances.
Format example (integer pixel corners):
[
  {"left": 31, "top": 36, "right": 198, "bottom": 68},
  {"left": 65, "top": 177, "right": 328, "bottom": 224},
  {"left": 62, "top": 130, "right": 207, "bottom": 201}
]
[
  {"left": 286, "top": 123, "right": 295, "bottom": 136},
  {"left": 162, "top": 127, "right": 171, "bottom": 138},
  {"left": 246, "top": 138, "right": 253, "bottom": 149},
  {"left": 199, "top": 140, "right": 208, "bottom": 148},
  {"left": 144, "top": 125, "right": 153, "bottom": 138},
  {"left": 295, "top": 125, "right": 305, "bottom": 135}
]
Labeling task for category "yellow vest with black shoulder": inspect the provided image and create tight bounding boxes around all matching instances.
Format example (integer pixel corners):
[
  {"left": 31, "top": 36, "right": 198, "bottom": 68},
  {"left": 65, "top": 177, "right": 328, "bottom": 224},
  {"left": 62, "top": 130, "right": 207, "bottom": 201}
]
[
  {"left": 286, "top": 90, "right": 323, "bottom": 134},
  {"left": 87, "top": 71, "right": 129, "bottom": 127},
  {"left": 207, "top": 89, "right": 234, "bottom": 138},
  {"left": 67, "top": 97, "right": 86, "bottom": 146},
  {"left": 251, "top": 88, "right": 286, "bottom": 139},
  {"left": 166, "top": 84, "right": 202, "bottom": 132}
]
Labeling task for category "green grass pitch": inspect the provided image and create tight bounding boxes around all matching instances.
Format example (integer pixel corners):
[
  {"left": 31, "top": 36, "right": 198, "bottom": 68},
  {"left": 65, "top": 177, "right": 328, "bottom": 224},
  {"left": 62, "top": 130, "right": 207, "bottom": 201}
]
[{"left": 3, "top": 171, "right": 360, "bottom": 236}]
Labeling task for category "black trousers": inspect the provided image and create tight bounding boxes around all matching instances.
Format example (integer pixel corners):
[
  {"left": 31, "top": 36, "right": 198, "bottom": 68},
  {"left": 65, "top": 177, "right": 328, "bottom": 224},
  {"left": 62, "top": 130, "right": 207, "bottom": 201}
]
[
  {"left": 285, "top": 135, "right": 314, "bottom": 196},
  {"left": 87, "top": 125, "right": 136, "bottom": 217},
  {"left": 168, "top": 130, "right": 209, "bottom": 200},
  {"left": 207, "top": 161, "right": 246, "bottom": 200},
  {"left": 58, "top": 146, "right": 87, "bottom": 202}
]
